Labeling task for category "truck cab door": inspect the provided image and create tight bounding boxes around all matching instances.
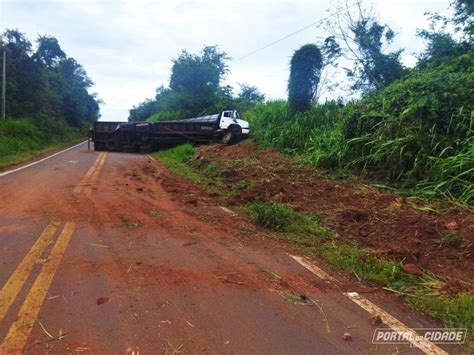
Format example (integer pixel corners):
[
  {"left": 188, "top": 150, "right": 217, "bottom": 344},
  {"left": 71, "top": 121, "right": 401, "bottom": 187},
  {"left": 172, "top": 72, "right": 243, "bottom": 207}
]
[{"left": 220, "top": 111, "right": 236, "bottom": 129}]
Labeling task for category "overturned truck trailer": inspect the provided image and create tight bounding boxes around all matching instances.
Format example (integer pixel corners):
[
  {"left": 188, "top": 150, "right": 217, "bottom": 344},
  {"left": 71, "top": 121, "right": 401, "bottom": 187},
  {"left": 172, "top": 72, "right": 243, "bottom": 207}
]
[{"left": 91, "top": 110, "right": 250, "bottom": 153}]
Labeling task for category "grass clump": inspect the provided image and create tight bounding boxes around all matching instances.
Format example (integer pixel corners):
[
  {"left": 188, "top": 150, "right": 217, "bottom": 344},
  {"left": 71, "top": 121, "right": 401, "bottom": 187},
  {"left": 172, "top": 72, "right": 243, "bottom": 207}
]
[
  {"left": 436, "top": 233, "right": 463, "bottom": 248},
  {"left": 318, "top": 242, "right": 407, "bottom": 285},
  {"left": 153, "top": 144, "right": 231, "bottom": 198},
  {"left": 153, "top": 144, "right": 202, "bottom": 183},
  {"left": 408, "top": 292, "right": 474, "bottom": 331},
  {"left": 245, "top": 202, "right": 330, "bottom": 238}
]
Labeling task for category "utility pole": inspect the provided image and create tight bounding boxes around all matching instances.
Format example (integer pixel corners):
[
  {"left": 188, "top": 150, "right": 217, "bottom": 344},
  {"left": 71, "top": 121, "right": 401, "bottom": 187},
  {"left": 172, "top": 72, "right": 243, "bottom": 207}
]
[{"left": 2, "top": 50, "right": 5, "bottom": 120}]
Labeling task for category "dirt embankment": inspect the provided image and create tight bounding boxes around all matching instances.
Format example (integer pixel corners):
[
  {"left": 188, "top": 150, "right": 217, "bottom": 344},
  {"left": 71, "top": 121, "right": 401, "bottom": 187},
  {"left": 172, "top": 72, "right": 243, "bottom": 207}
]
[{"left": 184, "top": 141, "right": 474, "bottom": 292}]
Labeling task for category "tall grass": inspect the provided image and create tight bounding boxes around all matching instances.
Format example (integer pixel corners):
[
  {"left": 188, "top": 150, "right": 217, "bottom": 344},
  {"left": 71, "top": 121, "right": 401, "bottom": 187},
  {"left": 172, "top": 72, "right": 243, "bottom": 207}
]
[
  {"left": 247, "top": 51, "right": 474, "bottom": 205},
  {"left": 246, "top": 100, "right": 345, "bottom": 168}
]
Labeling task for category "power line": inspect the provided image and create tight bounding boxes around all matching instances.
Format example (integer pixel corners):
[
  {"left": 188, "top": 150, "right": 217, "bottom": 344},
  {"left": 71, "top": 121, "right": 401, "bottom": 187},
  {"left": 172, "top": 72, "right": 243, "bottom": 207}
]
[{"left": 233, "top": 3, "right": 357, "bottom": 63}]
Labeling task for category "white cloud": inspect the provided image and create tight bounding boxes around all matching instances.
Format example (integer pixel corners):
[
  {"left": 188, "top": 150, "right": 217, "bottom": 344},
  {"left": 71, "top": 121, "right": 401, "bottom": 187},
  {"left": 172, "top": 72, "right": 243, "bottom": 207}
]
[{"left": 2, "top": 0, "right": 450, "bottom": 121}]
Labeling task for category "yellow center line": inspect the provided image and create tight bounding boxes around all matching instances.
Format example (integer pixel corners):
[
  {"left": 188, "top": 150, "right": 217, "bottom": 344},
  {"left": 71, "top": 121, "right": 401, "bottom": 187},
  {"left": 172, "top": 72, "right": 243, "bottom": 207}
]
[
  {"left": 73, "top": 152, "right": 105, "bottom": 195},
  {"left": 1, "top": 221, "right": 76, "bottom": 353},
  {"left": 83, "top": 152, "right": 107, "bottom": 197},
  {"left": 0, "top": 220, "right": 60, "bottom": 324},
  {"left": 0, "top": 151, "right": 106, "bottom": 350}
]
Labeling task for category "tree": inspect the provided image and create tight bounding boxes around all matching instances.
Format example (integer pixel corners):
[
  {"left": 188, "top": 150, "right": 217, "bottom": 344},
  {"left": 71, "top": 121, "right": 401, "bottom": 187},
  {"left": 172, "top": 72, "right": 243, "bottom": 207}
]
[
  {"left": 237, "top": 84, "right": 265, "bottom": 104},
  {"left": 1, "top": 29, "right": 100, "bottom": 126},
  {"left": 431, "top": 0, "right": 474, "bottom": 39},
  {"left": 452, "top": 0, "right": 473, "bottom": 37},
  {"left": 314, "top": 36, "right": 342, "bottom": 101},
  {"left": 1, "top": 29, "right": 43, "bottom": 117},
  {"left": 417, "top": 31, "right": 461, "bottom": 67},
  {"left": 325, "top": 1, "right": 406, "bottom": 92},
  {"left": 417, "top": 0, "right": 473, "bottom": 67},
  {"left": 288, "top": 44, "right": 323, "bottom": 112},
  {"left": 34, "top": 35, "right": 66, "bottom": 67},
  {"left": 56, "top": 58, "right": 97, "bottom": 126},
  {"left": 234, "top": 84, "right": 265, "bottom": 112},
  {"left": 128, "top": 46, "right": 266, "bottom": 121},
  {"left": 129, "top": 99, "right": 158, "bottom": 122},
  {"left": 169, "top": 45, "right": 229, "bottom": 116},
  {"left": 170, "top": 46, "right": 229, "bottom": 92}
]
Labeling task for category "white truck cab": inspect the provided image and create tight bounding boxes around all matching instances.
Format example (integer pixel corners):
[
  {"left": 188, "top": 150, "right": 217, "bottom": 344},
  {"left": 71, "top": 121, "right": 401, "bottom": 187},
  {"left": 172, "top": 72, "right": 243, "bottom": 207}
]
[{"left": 219, "top": 110, "right": 250, "bottom": 144}]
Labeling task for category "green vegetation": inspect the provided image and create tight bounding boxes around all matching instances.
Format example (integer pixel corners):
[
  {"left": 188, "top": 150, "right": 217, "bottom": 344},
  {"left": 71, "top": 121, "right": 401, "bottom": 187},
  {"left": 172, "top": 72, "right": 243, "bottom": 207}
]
[
  {"left": 245, "top": 100, "right": 344, "bottom": 167},
  {"left": 408, "top": 292, "right": 474, "bottom": 333},
  {"left": 0, "top": 118, "right": 83, "bottom": 168},
  {"left": 152, "top": 144, "right": 201, "bottom": 183},
  {"left": 153, "top": 144, "right": 234, "bottom": 199},
  {"left": 0, "top": 30, "right": 100, "bottom": 166},
  {"left": 245, "top": 202, "right": 330, "bottom": 237},
  {"left": 288, "top": 44, "right": 323, "bottom": 112}
]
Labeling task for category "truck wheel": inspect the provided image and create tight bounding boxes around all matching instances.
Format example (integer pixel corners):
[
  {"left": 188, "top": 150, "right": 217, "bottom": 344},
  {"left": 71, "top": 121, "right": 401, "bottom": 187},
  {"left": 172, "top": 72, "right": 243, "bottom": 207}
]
[
  {"left": 222, "top": 125, "right": 242, "bottom": 145},
  {"left": 222, "top": 132, "right": 235, "bottom": 145}
]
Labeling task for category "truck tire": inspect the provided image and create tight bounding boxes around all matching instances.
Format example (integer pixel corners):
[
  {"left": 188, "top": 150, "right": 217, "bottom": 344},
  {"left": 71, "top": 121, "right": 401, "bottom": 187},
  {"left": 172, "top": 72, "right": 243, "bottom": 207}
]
[
  {"left": 222, "top": 125, "right": 242, "bottom": 145},
  {"left": 222, "top": 132, "right": 235, "bottom": 145}
]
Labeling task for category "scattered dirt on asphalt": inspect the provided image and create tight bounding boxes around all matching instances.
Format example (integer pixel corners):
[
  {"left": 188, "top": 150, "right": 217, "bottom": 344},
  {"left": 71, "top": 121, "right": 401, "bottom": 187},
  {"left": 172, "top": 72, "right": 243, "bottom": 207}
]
[{"left": 182, "top": 141, "right": 474, "bottom": 291}]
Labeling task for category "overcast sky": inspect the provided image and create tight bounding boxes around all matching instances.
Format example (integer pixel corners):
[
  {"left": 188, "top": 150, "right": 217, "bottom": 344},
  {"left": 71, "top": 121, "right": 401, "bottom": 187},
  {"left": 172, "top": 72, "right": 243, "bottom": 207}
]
[{"left": 2, "top": 0, "right": 450, "bottom": 121}]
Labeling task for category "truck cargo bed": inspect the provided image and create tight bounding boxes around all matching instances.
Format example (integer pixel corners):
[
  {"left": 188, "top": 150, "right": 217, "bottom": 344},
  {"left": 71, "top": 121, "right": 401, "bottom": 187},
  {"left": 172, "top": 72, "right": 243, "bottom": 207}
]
[{"left": 92, "top": 115, "right": 223, "bottom": 152}]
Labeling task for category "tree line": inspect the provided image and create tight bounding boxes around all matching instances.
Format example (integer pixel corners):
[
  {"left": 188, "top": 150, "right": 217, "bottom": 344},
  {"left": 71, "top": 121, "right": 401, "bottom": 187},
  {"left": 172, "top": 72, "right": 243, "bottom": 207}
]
[{"left": 0, "top": 29, "right": 100, "bottom": 128}]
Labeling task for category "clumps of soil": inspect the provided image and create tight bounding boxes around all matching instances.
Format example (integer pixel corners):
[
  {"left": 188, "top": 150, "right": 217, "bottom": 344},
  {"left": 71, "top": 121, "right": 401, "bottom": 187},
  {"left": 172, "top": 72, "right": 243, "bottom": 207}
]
[
  {"left": 192, "top": 141, "right": 474, "bottom": 291},
  {"left": 97, "top": 297, "right": 109, "bottom": 305}
]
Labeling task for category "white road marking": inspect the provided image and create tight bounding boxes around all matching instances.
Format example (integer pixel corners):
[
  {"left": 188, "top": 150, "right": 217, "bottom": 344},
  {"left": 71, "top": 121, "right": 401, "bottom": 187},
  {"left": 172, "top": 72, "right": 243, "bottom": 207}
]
[
  {"left": 290, "top": 255, "right": 448, "bottom": 354},
  {"left": 0, "top": 141, "right": 87, "bottom": 177},
  {"left": 345, "top": 292, "right": 448, "bottom": 355},
  {"left": 289, "top": 254, "right": 338, "bottom": 283}
]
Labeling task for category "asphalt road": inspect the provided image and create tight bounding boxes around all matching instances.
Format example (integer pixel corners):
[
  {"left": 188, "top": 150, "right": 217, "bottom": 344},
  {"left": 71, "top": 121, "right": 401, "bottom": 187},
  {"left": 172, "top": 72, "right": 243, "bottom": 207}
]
[{"left": 0, "top": 142, "right": 464, "bottom": 353}]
